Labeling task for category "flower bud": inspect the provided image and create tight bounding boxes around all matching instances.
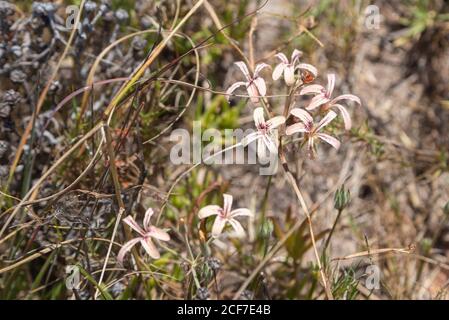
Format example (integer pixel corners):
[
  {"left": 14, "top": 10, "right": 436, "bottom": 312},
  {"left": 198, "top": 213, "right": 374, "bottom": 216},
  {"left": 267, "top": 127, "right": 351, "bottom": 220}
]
[
  {"left": 259, "top": 218, "right": 273, "bottom": 239},
  {"left": 334, "top": 187, "right": 350, "bottom": 210}
]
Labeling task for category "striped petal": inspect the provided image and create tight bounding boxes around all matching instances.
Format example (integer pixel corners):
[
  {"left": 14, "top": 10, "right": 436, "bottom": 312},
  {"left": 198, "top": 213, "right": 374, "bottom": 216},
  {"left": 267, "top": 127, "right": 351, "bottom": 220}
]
[
  {"left": 212, "top": 216, "right": 226, "bottom": 237},
  {"left": 140, "top": 237, "right": 160, "bottom": 259},
  {"left": 223, "top": 194, "right": 233, "bottom": 216},
  {"left": 327, "top": 74, "right": 336, "bottom": 96},
  {"left": 225, "top": 81, "right": 247, "bottom": 101},
  {"left": 291, "top": 49, "right": 302, "bottom": 64},
  {"left": 253, "top": 77, "right": 267, "bottom": 97},
  {"left": 306, "top": 95, "right": 329, "bottom": 110},
  {"left": 267, "top": 115, "right": 286, "bottom": 129},
  {"left": 117, "top": 238, "right": 141, "bottom": 265},
  {"left": 297, "top": 63, "right": 318, "bottom": 77},
  {"left": 143, "top": 208, "right": 154, "bottom": 231},
  {"left": 316, "top": 111, "right": 337, "bottom": 132},
  {"left": 247, "top": 83, "right": 260, "bottom": 104},
  {"left": 332, "top": 104, "right": 352, "bottom": 130},
  {"left": 228, "top": 219, "right": 245, "bottom": 237},
  {"left": 230, "top": 208, "right": 253, "bottom": 218},
  {"left": 253, "top": 107, "right": 265, "bottom": 127},
  {"left": 262, "top": 134, "right": 278, "bottom": 155},
  {"left": 254, "top": 63, "right": 270, "bottom": 78},
  {"left": 123, "top": 216, "right": 145, "bottom": 237},
  {"left": 198, "top": 205, "right": 221, "bottom": 219},
  {"left": 331, "top": 94, "right": 361, "bottom": 105},
  {"left": 317, "top": 133, "right": 340, "bottom": 150},
  {"left": 290, "top": 108, "right": 313, "bottom": 124},
  {"left": 272, "top": 63, "right": 286, "bottom": 80},
  {"left": 284, "top": 65, "right": 296, "bottom": 86},
  {"left": 241, "top": 132, "right": 261, "bottom": 147},
  {"left": 300, "top": 84, "right": 325, "bottom": 95},
  {"left": 275, "top": 52, "right": 289, "bottom": 64},
  {"left": 235, "top": 61, "right": 251, "bottom": 81},
  {"left": 148, "top": 226, "right": 170, "bottom": 242},
  {"left": 286, "top": 122, "right": 307, "bottom": 135}
]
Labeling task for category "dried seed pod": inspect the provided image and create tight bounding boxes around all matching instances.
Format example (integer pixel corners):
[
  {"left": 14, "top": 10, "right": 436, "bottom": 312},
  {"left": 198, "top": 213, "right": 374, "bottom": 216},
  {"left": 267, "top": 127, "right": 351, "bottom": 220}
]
[
  {"left": 32, "top": 2, "right": 57, "bottom": 18},
  {"left": 115, "top": 9, "right": 129, "bottom": 24},
  {"left": 49, "top": 80, "right": 61, "bottom": 94},
  {"left": 84, "top": 1, "right": 97, "bottom": 13},
  {"left": 195, "top": 287, "right": 210, "bottom": 300},
  {"left": 206, "top": 257, "right": 221, "bottom": 271},
  {"left": 0, "top": 1, "right": 15, "bottom": 18},
  {"left": 9, "top": 69, "right": 26, "bottom": 83},
  {"left": 132, "top": 36, "right": 147, "bottom": 52},
  {"left": 10, "top": 45, "right": 22, "bottom": 58},
  {"left": 0, "top": 140, "right": 9, "bottom": 158},
  {"left": 0, "top": 165, "right": 8, "bottom": 178}
]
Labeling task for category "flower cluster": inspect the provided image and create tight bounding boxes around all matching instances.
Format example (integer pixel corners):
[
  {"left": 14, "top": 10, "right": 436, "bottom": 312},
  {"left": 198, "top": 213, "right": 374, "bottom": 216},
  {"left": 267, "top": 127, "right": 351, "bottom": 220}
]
[{"left": 226, "top": 49, "right": 361, "bottom": 159}]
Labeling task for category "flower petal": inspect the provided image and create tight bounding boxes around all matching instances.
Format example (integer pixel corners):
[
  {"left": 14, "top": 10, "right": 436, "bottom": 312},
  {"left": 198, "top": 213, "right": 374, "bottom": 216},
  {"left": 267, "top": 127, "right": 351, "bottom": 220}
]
[
  {"left": 284, "top": 65, "right": 296, "bottom": 86},
  {"left": 300, "top": 84, "right": 325, "bottom": 95},
  {"left": 230, "top": 208, "right": 253, "bottom": 218},
  {"left": 331, "top": 94, "right": 361, "bottom": 105},
  {"left": 327, "top": 74, "right": 336, "bottom": 96},
  {"left": 306, "top": 95, "right": 329, "bottom": 110},
  {"left": 275, "top": 52, "right": 288, "bottom": 64},
  {"left": 332, "top": 104, "right": 352, "bottom": 130},
  {"left": 290, "top": 108, "right": 313, "bottom": 124},
  {"left": 316, "top": 111, "right": 337, "bottom": 132},
  {"left": 257, "top": 137, "right": 269, "bottom": 160},
  {"left": 223, "top": 194, "right": 233, "bottom": 215},
  {"left": 123, "top": 216, "right": 145, "bottom": 236},
  {"left": 228, "top": 219, "right": 245, "bottom": 237},
  {"left": 272, "top": 63, "right": 286, "bottom": 80},
  {"left": 253, "top": 77, "right": 267, "bottom": 97},
  {"left": 316, "top": 133, "right": 340, "bottom": 150},
  {"left": 254, "top": 63, "right": 270, "bottom": 77},
  {"left": 117, "top": 238, "right": 141, "bottom": 265},
  {"left": 262, "top": 134, "right": 278, "bottom": 155},
  {"left": 211, "top": 216, "right": 226, "bottom": 237},
  {"left": 148, "top": 226, "right": 170, "bottom": 242},
  {"left": 143, "top": 208, "right": 154, "bottom": 230},
  {"left": 241, "top": 132, "right": 261, "bottom": 146},
  {"left": 267, "top": 116, "right": 286, "bottom": 129},
  {"left": 297, "top": 63, "right": 318, "bottom": 77},
  {"left": 247, "top": 83, "right": 260, "bottom": 104},
  {"left": 198, "top": 205, "right": 221, "bottom": 219},
  {"left": 285, "top": 122, "right": 307, "bottom": 135},
  {"left": 291, "top": 49, "right": 302, "bottom": 64},
  {"left": 225, "top": 81, "right": 247, "bottom": 101},
  {"left": 253, "top": 107, "right": 265, "bottom": 127},
  {"left": 235, "top": 61, "right": 251, "bottom": 81},
  {"left": 140, "top": 238, "right": 160, "bottom": 259}
]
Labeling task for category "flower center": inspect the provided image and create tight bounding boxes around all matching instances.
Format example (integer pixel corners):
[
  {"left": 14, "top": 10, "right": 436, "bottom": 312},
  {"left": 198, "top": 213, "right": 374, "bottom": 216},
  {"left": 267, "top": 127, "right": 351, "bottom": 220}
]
[
  {"left": 218, "top": 208, "right": 227, "bottom": 218},
  {"left": 257, "top": 122, "right": 270, "bottom": 134}
]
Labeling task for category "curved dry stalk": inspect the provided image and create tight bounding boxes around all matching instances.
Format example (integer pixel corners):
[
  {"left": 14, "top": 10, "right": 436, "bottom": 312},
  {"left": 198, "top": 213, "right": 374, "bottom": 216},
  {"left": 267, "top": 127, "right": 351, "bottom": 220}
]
[{"left": 78, "top": 29, "right": 161, "bottom": 122}]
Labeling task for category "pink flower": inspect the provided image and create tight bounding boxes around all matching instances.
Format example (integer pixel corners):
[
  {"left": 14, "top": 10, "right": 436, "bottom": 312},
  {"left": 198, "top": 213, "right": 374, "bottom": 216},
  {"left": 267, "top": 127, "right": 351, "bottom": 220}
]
[
  {"left": 198, "top": 194, "right": 253, "bottom": 238},
  {"left": 272, "top": 49, "right": 318, "bottom": 86},
  {"left": 242, "top": 107, "right": 285, "bottom": 159},
  {"left": 286, "top": 108, "right": 340, "bottom": 157},
  {"left": 226, "top": 61, "right": 269, "bottom": 104},
  {"left": 300, "top": 74, "right": 361, "bottom": 130},
  {"left": 117, "top": 208, "right": 170, "bottom": 264}
]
